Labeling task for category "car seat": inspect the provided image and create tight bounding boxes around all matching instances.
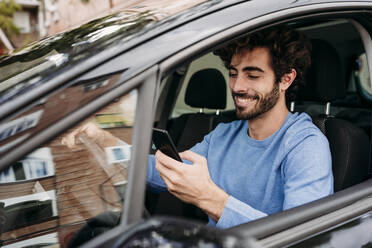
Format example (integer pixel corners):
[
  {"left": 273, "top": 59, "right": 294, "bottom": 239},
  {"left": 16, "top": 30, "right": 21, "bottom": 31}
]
[
  {"left": 167, "top": 68, "right": 233, "bottom": 151},
  {"left": 296, "top": 39, "right": 370, "bottom": 191},
  {"left": 152, "top": 68, "right": 234, "bottom": 222}
]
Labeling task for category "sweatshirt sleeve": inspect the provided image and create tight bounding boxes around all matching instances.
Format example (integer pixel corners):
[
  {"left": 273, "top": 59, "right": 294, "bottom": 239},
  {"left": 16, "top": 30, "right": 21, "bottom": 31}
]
[
  {"left": 215, "top": 196, "right": 268, "bottom": 228},
  {"left": 282, "top": 134, "right": 333, "bottom": 209},
  {"left": 216, "top": 132, "right": 333, "bottom": 229},
  {"left": 146, "top": 154, "right": 167, "bottom": 192}
]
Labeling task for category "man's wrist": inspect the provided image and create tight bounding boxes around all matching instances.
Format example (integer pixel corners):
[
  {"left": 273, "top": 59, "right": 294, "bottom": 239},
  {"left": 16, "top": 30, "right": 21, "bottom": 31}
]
[{"left": 198, "top": 182, "right": 229, "bottom": 222}]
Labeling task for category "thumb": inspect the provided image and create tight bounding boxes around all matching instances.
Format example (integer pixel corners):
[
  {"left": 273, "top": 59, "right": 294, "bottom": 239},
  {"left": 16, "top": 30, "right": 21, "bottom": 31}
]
[{"left": 179, "top": 150, "right": 205, "bottom": 164}]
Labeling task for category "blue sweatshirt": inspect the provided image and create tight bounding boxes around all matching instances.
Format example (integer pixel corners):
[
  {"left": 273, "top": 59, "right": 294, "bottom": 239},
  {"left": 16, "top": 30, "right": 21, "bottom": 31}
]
[{"left": 147, "top": 112, "right": 334, "bottom": 228}]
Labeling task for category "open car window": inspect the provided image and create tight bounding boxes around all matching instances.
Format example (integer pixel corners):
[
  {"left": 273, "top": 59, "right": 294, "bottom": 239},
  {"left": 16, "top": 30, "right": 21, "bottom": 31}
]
[
  {"left": 152, "top": 16, "right": 372, "bottom": 242},
  {"left": 0, "top": 89, "right": 137, "bottom": 247}
]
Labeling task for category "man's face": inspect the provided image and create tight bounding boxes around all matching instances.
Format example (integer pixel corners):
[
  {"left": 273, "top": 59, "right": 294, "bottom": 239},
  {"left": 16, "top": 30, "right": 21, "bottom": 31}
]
[{"left": 229, "top": 47, "right": 280, "bottom": 120}]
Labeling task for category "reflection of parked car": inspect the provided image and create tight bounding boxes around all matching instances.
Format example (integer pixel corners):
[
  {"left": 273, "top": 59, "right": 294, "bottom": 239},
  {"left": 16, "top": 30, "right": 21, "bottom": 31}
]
[
  {"left": 3, "top": 200, "right": 53, "bottom": 232},
  {"left": 1, "top": 0, "right": 372, "bottom": 247}
]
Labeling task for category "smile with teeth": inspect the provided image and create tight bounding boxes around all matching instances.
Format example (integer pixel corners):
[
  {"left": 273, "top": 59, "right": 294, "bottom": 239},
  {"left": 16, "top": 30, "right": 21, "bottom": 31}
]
[{"left": 235, "top": 95, "right": 259, "bottom": 106}]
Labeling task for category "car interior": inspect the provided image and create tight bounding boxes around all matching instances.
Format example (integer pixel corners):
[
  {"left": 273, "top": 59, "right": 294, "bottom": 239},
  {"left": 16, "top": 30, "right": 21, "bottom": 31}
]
[{"left": 147, "top": 18, "right": 372, "bottom": 223}]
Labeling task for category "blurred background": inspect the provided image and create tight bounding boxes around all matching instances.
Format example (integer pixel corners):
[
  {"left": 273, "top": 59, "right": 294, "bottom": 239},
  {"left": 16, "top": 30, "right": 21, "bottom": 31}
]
[{"left": 0, "top": 0, "right": 133, "bottom": 55}]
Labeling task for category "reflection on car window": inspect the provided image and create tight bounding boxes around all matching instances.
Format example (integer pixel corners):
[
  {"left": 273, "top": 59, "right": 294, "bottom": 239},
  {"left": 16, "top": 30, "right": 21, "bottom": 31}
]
[
  {"left": 356, "top": 53, "right": 372, "bottom": 96},
  {"left": 0, "top": 89, "right": 137, "bottom": 247},
  {"left": 290, "top": 212, "right": 372, "bottom": 248},
  {"left": 0, "top": 11, "right": 154, "bottom": 104}
]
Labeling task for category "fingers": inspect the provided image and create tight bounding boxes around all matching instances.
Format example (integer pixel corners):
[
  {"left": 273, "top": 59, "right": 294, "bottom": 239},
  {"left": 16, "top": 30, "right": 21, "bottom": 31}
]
[
  {"left": 61, "top": 128, "right": 80, "bottom": 148},
  {"left": 155, "top": 157, "right": 181, "bottom": 191},
  {"left": 156, "top": 162, "right": 174, "bottom": 183},
  {"left": 155, "top": 150, "right": 185, "bottom": 191},
  {"left": 179, "top": 150, "right": 205, "bottom": 164},
  {"left": 155, "top": 150, "right": 183, "bottom": 171},
  {"left": 81, "top": 122, "right": 100, "bottom": 138},
  {"left": 60, "top": 123, "right": 92, "bottom": 148},
  {"left": 61, "top": 121, "right": 118, "bottom": 150}
]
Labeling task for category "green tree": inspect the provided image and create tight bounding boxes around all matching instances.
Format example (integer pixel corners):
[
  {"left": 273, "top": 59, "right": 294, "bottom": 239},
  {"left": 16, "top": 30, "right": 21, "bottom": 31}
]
[{"left": 0, "top": 0, "right": 21, "bottom": 37}]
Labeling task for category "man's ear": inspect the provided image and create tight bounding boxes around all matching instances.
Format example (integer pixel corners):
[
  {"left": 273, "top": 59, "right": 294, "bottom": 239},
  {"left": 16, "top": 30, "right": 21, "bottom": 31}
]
[{"left": 279, "top": 69, "right": 297, "bottom": 91}]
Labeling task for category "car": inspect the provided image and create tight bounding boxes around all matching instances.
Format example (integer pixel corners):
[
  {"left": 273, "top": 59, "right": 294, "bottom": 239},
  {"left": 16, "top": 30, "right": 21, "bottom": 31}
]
[{"left": 1, "top": 0, "right": 372, "bottom": 247}]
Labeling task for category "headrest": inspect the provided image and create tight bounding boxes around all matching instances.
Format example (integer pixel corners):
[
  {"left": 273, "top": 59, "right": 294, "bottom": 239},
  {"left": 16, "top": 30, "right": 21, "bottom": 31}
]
[
  {"left": 185, "top": 68, "right": 226, "bottom": 109},
  {"left": 297, "top": 39, "right": 346, "bottom": 102}
]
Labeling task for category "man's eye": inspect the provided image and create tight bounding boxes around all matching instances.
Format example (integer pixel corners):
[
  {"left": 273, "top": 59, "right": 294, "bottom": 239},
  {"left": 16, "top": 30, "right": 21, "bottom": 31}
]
[
  {"left": 229, "top": 73, "right": 237, "bottom": 78},
  {"left": 248, "top": 75, "right": 259, "bottom": 79}
]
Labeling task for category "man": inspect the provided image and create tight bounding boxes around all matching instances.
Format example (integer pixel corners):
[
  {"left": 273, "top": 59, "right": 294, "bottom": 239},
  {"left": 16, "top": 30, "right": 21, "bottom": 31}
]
[
  {"left": 62, "top": 27, "right": 333, "bottom": 229},
  {"left": 146, "top": 27, "right": 333, "bottom": 228}
]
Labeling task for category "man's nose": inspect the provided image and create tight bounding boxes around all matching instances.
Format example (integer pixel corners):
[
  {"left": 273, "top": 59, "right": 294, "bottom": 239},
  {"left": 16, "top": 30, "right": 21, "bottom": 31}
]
[{"left": 231, "top": 74, "right": 246, "bottom": 92}]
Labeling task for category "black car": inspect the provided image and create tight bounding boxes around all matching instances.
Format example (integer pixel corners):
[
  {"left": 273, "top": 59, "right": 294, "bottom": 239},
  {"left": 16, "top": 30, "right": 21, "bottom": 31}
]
[{"left": 1, "top": 0, "right": 372, "bottom": 247}]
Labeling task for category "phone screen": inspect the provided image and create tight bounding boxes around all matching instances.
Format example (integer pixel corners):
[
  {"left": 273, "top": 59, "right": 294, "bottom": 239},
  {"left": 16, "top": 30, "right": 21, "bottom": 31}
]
[{"left": 152, "top": 128, "right": 182, "bottom": 162}]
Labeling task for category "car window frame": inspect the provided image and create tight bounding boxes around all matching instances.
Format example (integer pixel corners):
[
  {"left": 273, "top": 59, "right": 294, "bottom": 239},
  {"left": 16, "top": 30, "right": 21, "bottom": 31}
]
[
  {"left": 157, "top": 2, "right": 372, "bottom": 247},
  {"left": 0, "top": 64, "right": 159, "bottom": 240},
  {"left": 119, "top": 67, "right": 159, "bottom": 226},
  {"left": 262, "top": 199, "right": 372, "bottom": 247},
  {"left": 72, "top": 72, "right": 160, "bottom": 248},
  {"left": 287, "top": 211, "right": 372, "bottom": 247},
  {"left": 160, "top": 2, "right": 372, "bottom": 74}
]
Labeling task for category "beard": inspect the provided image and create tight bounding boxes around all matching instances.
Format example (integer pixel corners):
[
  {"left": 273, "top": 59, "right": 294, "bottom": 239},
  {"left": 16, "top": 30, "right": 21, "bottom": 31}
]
[{"left": 233, "top": 83, "right": 280, "bottom": 120}]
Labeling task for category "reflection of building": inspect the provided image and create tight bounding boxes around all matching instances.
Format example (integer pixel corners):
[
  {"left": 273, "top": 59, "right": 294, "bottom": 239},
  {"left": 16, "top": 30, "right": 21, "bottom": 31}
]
[
  {"left": 1, "top": 0, "right": 133, "bottom": 52},
  {"left": 0, "top": 0, "right": 59, "bottom": 53},
  {"left": 0, "top": 148, "right": 55, "bottom": 183},
  {"left": 10, "top": 0, "right": 48, "bottom": 48},
  {"left": 2, "top": 0, "right": 206, "bottom": 53},
  {"left": 0, "top": 76, "right": 134, "bottom": 247}
]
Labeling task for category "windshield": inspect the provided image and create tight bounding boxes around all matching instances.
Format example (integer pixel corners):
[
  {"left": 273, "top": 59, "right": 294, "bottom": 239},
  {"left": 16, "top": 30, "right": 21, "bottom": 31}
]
[{"left": 0, "top": 11, "right": 155, "bottom": 104}]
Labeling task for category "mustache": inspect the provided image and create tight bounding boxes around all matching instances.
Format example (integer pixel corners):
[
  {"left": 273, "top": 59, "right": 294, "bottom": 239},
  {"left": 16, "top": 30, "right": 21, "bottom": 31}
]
[{"left": 232, "top": 92, "right": 260, "bottom": 100}]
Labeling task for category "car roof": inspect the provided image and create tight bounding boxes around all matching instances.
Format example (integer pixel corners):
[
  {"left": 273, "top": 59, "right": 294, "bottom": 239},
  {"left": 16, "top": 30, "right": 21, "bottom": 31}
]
[{"left": 0, "top": 0, "right": 371, "bottom": 120}]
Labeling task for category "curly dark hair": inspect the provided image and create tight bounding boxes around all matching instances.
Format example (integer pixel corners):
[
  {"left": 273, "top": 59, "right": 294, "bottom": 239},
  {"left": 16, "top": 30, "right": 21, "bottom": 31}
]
[{"left": 214, "top": 26, "right": 312, "bottom": 102}]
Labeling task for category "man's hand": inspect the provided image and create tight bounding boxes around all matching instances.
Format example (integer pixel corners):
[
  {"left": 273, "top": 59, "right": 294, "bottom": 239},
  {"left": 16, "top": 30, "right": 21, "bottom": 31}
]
[
  {"left": 155, "top": 150, "right": 229, "bottom": 222},
  {"left": 61, "top": 122, "right": 117, "bottom": 149}
]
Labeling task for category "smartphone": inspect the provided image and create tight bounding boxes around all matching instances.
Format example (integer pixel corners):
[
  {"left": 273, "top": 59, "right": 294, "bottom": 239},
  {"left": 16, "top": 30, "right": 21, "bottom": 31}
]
[{"left": 152, "top": 128, "right": 182, "bottom": 162}]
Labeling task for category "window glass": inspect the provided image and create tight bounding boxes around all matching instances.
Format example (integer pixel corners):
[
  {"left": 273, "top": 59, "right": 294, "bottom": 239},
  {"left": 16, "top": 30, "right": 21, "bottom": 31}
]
[
  {"left": 0, "top": 148, "right": 55, "bottom": 183},
  {"left": 0, "top": 12, "right": 154, "bottom": 104},
  {"left": 356, "top": 53, "right": 372, "bottom": 96},
  {"left": 289, "top": 212, "right": 372, "bottom": 248},
  {"left": 0, "top": 89, "right": 137, "bottom": 247}
]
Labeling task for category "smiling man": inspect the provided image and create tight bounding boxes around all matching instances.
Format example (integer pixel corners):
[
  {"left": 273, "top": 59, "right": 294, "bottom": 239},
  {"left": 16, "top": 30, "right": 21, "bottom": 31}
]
[
  {"left": 62, "top": 27, "right": 334, "bottom": 229},
  {"left": 148, "top": 27, "right": 334, "bottom": 228}
]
